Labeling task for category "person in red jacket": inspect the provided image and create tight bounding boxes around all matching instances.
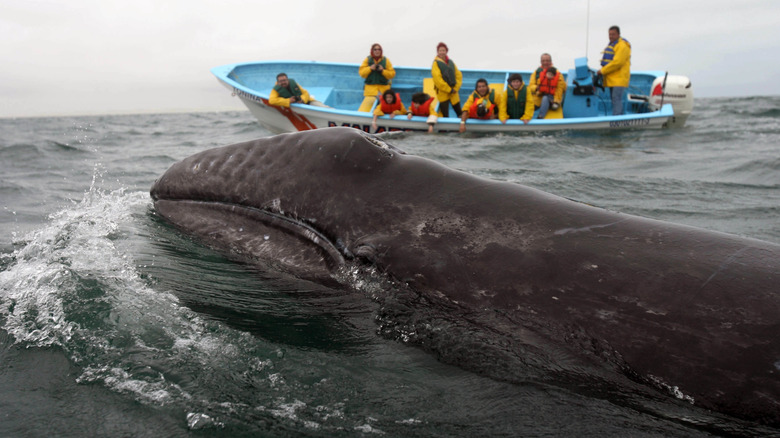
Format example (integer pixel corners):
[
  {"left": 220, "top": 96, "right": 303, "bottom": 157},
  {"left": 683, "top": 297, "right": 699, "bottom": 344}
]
[
  {"left": 407, "top": 92, "right": 438, "bottom": 133},
  {"left": 535, "top": 67, "right": 563, "bottom": 119},
  {"left": 371, "top": 89, "right": 407, "bottom": 131}
]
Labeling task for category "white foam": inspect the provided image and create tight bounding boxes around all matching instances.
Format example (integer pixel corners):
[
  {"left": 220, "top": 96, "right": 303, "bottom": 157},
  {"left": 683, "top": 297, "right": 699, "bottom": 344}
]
[
  {"left": 0, "top": 184, "right": 154, "bottom": 348},
  {"left": 0, "top": 184, "right": 239, "bottom": 408},
  {"left": 186, "top": 412, "right": 223, "bottom": 430},
  {"left": 269, "top": 399, "right": 321, "bottom": 429}
]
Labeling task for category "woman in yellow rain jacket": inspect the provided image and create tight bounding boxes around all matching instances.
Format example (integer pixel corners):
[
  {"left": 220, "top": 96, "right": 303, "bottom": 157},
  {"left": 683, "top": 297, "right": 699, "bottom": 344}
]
[
  {"left": 431, "top": 42, "right": 463, "bottom": 118},
  {"left": 358, "top": 43, "right": 396, "bottom": 112}
]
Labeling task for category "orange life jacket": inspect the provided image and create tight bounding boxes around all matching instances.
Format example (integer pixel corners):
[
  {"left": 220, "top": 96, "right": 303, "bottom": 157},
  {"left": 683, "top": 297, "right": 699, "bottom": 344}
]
[
  {"left": 410, "top": 97, "right": 434, "bottom": 116},
  {"left": 537, "top": 69, "right": 561, "bottom": 95},
  {"left": 467, "top": 90, "right": 496, "bottom": 119},
  {"left": 379, "top": 93, "right": 402, "bottom": 113}
]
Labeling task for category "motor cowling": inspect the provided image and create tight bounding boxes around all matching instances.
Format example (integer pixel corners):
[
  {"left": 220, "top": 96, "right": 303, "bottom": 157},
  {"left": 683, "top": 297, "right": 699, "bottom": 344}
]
[{"left": 649, "top": 75, "right": 694, "bottom": 127}]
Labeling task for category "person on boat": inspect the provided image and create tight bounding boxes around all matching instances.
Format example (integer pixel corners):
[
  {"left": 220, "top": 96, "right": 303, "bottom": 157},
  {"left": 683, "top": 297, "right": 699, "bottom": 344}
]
[
  {"left": 407, "top": 92, "right": 438, "bottom": 133},
  {"left": 598, "top": 25, "right": 631, "bottom": 115},
  {"left": 431, "top": 42, "right": 463, "bottom": 118},
  {"left": 535, "top": 67, "right": 565, "bottom": 119},
  {"left": 371, "top": 89, "right": 407, "bottom": 132},
  {"left": 498, "top": 73, "right": 534, "bottom": 124},
  {"left": 528, "top": 53, "right": 567, "bottom": 119},
  {"left": 358, "top": 43, "right": 397, "bottom": 112},
  {"left": 269, "top": 73, "right": 323, "bottom": 108},
  {"left": 459, "top": 79, "right": 497, "bottom": 133}
]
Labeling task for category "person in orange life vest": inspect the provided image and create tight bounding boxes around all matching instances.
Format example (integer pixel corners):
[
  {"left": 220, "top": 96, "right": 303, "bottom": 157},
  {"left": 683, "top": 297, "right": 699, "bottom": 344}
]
[
  {"left": 498, "top": 73, "right": 534, "bottom": 124},
  {"left": 459, "top": 79, "right": 497, "bottom": 133},
  {"left": 269, "top": 73, "right": 317, "bottom": 108},
  {"left": 407, "top": 92, "right": 438, "bottom": 133},
  {"left": 597, "top": 25, "right": 631, "bottom": 115},
  {"left": 528, "top": 53, "right": 566, "bottom": 118},
  {"left": 535, "top": 67, "right": 565, "bottom": 119},
  {"left": 358, "top": 43, "right": 396, "bottom": 112},
  {"left": 371, "top": 89, "right": 407, "bottom": 132},
  {"left": 431, "top": 42, "right": 463, "bottom": 118}
]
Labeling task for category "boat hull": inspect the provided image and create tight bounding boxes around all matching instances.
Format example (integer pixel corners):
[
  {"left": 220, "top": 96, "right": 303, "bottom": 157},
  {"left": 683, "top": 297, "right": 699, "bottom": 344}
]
[{"left": 213, "top": 60, "right": 683, "bottom": 134}]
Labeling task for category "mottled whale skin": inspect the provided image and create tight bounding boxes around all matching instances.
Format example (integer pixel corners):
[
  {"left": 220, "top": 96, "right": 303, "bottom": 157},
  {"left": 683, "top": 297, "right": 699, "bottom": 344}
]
[{"left": 151, "top": 127, "right": 780, "bottom": 425}]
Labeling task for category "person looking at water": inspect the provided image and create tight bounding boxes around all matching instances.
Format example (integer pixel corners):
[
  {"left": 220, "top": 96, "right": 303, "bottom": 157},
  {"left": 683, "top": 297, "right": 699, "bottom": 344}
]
[
  {"left": 431, "top": 42, "right": 463, "bottom": 118},
  {"left": 598, "top": 25, "right": 631, "bottom": 115},
  {"left": 371, "top": 89, "right": 407, "bottom": 132},
  {"left": 358, "top": 43, "right": 396, "bottom": 112},
  {"left": 269, "top": 73, "right": 322, "bottom": 107},
  {"left": 529, "top": 53, "right": 566, "bottom": 119},
  {"left": 498, "top": 73, "right": 534, "bottom": 124},
  {"left": 459, "top": 79, "right": 497, "bottom": 133},
  {"left": 407, "top": 92, "right": 438, "bottom": 133}
]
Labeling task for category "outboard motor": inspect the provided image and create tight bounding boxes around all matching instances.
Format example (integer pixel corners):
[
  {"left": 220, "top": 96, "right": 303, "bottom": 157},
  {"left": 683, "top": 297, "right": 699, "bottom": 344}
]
[{"left": 649, "top": 75, "right": 694, "bottom": 127}]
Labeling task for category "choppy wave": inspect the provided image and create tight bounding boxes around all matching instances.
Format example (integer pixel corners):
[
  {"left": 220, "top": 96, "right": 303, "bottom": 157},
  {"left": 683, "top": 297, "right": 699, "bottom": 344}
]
[{"left": 0, "top": 185, "right": 295, "bottom": 432}]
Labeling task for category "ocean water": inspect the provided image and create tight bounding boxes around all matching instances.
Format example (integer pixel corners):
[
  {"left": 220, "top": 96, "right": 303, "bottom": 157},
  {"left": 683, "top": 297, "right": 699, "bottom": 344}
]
[{"left": 1, "top": 97, "right": 779, "bottom": 437}]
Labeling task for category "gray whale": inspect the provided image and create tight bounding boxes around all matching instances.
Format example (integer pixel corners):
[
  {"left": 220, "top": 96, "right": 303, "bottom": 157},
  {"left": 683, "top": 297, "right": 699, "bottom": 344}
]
[{"left": 151, "top": 127, "right": 780, "bottom": 425}]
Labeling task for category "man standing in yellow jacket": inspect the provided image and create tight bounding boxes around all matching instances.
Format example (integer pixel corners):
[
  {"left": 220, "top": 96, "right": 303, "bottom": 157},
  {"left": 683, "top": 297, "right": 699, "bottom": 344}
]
[{"left": 598, "top": 25, "right": 631, "bottom": 115}]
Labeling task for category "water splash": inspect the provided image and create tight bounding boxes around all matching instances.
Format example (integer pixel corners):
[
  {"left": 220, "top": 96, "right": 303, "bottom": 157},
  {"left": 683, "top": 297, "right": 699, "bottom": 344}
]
[
  {"left": 0, "top": 174, "right": 139, "bottom": 347},
  {"left": 0, "top": 180, "right": 352, "bottom": 432}
]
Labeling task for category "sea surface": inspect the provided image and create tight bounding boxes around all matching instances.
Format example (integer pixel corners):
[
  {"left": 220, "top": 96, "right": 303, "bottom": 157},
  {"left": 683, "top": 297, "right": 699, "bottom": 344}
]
[{"left": 1, "top": 97, "right": 779, "bottom": 437}]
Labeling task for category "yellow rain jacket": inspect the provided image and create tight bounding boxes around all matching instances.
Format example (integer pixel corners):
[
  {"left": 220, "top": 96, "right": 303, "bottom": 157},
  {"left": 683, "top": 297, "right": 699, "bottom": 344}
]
[
  {"left": 431, "top": 57, "right": 463, "bottom": 105},
  {"left": 498, "top": 85, "right": 534, "bottom": 122},
  {"left": 359, "top": 56, "right": 396, "bottom": 97},
  {"left": 461, "top": 89, "right": 497, "bottom": 119},
  {"left": 600, "top": 38, "right": 631, "bottom": 88},
  {"left": 269, "top": 79, "right": 313, "bottom": 108}
]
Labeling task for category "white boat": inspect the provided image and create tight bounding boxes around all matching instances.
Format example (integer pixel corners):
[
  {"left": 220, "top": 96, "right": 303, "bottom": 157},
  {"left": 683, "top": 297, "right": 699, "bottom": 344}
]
[{"left": 211, "top": 58, "right": 693, "bottom": 134}]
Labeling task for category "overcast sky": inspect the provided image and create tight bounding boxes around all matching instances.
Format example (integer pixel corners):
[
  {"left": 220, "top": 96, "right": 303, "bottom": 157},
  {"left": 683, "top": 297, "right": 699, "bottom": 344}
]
[{"left": 2, "top": 0, "right": 779, "bottom": 118}]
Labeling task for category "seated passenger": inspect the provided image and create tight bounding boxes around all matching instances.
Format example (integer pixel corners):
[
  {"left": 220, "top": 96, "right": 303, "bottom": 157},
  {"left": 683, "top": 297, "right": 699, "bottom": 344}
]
[
  {"left": 459, "top": 78, "right": 497, "bottom": 133},
  {"left": 371, "top": 89, "right": 407, "bottom": 132},
  {"left": 529, "top": 53, "right": 567, "bottom": 119},
  {"left": 269, "top": 73, "right": 324, "bottom": 108},
  {"left": 359, "top": 43, "right": 396, "bottom": 112},
  {"left": 498, "top": 73, "right": 534, "bottom": 124},
  {"left": 407, "top": 92, "right": 438, "bottom": 133},
  {"left": 535, "top": 67, "right": 565, "bottom": 119}
]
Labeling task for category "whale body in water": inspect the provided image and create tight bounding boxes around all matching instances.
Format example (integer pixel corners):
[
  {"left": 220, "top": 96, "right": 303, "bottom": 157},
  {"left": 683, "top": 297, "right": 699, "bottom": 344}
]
[{"left": 151, "top": 127, "right": 780, "bottom": 426}]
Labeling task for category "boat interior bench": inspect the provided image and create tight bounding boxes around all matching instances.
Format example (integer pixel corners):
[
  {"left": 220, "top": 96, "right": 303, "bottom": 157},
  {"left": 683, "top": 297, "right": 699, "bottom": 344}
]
[
  {"left": 390, "top": 83, "right": 421, "bottom": 93},
  {"left": 306, "top": 87, "right": 334, "bottom": 105}
]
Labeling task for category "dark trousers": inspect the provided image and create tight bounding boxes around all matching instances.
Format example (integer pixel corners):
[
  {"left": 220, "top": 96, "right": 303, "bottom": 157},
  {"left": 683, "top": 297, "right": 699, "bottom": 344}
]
[{"left": 439, "top": 101, "right": 462, "bottom": 118}]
